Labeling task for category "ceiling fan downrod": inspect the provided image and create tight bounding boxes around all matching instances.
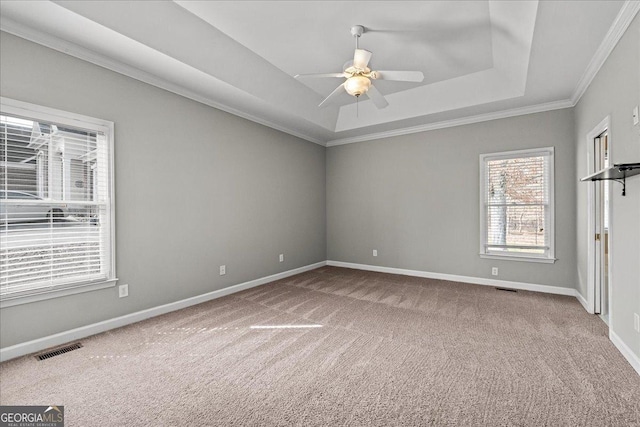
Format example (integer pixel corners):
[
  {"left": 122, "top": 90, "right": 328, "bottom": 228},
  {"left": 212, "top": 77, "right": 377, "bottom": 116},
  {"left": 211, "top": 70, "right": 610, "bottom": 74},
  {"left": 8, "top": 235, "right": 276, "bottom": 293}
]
[{"left": 351, "top": 25, "right": 365, "bottom": 50}]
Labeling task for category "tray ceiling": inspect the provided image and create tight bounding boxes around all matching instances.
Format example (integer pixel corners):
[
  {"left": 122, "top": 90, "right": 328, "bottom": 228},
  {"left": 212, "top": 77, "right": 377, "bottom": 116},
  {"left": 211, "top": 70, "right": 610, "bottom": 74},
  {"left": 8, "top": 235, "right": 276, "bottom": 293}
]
[{"left": 0, "top": 1, "right": 632, "bottom": 145}]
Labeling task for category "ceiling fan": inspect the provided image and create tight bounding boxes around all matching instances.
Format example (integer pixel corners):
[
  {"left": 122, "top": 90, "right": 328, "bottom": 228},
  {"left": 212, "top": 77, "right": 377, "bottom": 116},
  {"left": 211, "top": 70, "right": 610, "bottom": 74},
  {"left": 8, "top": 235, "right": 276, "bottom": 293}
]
[{"left": 295, "top": 25, "right": 424, "bottom": 109}]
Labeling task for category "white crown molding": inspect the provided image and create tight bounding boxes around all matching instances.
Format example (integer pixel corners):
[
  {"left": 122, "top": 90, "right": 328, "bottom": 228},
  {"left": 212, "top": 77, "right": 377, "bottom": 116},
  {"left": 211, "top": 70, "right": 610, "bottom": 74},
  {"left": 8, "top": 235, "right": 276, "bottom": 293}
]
[
  {"left": 0, "top": 17, "right": 326, "bottom": 147},
  {"left": 610, "top": 329, "right": 640, "bottom": 376},
  {"left": 2, "top": 1, "right": 637, "bottom": 149},
  {"left": 326, "top": 99, "right": 574, "bottom": 147},
  {"left": 571, "top": 0, "right": 640, "bottom": 105},
  {"left": 0, "top": 261, "right": 327, "bottom": 362}
]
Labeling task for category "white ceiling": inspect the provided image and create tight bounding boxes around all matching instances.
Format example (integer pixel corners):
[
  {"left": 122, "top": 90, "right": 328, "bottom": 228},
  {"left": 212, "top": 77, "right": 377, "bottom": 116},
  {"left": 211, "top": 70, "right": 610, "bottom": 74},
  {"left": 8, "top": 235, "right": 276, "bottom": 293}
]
[{"left": 0, "top": 1, "right": 636, "bottom": 146}]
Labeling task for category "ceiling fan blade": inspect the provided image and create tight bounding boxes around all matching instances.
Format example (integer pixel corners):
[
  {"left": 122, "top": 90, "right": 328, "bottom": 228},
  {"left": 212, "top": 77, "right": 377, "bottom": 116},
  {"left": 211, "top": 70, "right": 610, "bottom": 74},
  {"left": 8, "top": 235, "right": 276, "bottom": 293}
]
[
  {"left": 353, "top": 49, "right": 372, "bottom": 69},
  {"left": 295, "top": 72, "right": 346, "bottom": 79},
  {"left": 371, "top": 70, "right": 424, "bottom": 82},
  {"left": 318, "top": 83, "right": 346, "bottom": 107},
  {"left": 365, "top": 84, "right": 389, "bottom": 109}
]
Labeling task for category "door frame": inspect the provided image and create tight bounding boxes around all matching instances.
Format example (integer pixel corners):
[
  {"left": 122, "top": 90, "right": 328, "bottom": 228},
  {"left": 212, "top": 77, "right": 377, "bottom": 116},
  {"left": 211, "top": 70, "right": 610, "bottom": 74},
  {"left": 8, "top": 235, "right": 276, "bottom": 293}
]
[{"left": 586, "top": 116, "right": 613, "bottom": 323}]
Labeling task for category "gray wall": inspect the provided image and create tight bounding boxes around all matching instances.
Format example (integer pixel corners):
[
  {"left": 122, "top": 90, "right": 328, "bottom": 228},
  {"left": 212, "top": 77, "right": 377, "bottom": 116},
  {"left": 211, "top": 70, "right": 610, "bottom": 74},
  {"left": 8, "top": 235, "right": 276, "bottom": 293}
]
[
  {"left": 0, "top": 32, "right": 327, "bottom": 348},
  {"left": 327, "top": 109, "right": 577, "bottom": 289},
  {"left": 2, "top": 15, "right": 638, "bottom": 362},
  {"left": 574, "top": 15, "right": 640, "bottom": 358}
]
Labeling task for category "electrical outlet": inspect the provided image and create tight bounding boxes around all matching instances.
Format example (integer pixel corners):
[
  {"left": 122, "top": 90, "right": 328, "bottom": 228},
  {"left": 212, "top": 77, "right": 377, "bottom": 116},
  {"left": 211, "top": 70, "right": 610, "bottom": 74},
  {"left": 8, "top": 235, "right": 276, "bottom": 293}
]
[
  {"left": 634, "top": 313, "right": 640, "bottom": 333},
  {"left": 491, "top": 267, "right": 499, "bottom": 276},
  {"left": 373, "top": 249, "right": 378, "bottom": 257},
  {"left": 119, "top": 284, "right": 129, "bottom": 298},
  {"left": 279, "top": 254, "right": 284, "bottom": 263},
  {"left": 219, "top": 265, "right": 226, "bottom": 276}
]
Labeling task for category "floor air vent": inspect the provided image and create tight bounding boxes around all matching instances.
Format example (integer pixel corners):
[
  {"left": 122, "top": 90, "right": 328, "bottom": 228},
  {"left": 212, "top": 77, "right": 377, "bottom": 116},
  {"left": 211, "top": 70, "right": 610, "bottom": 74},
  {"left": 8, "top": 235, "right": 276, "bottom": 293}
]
[
  {"left": 35, "top": 343, "right": 83, "bottom": 361},
  {"left": 496, "top": 287, "right": 517, "bottom": 293}
]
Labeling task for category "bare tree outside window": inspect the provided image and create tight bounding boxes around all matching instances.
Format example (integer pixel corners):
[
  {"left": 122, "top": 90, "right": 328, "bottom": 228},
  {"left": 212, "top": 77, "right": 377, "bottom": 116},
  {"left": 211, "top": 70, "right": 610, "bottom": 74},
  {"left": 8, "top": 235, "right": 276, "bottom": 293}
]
[{"left": 481, "top": 148, "right": 554, "bottom": 261}]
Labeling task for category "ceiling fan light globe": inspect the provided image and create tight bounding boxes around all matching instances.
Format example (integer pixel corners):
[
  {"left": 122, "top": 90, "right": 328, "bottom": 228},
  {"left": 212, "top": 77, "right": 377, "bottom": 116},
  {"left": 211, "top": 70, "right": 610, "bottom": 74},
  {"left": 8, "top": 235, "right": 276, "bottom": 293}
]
[{"left": 345, "top": 75, "right": 371, "bottom": 97}]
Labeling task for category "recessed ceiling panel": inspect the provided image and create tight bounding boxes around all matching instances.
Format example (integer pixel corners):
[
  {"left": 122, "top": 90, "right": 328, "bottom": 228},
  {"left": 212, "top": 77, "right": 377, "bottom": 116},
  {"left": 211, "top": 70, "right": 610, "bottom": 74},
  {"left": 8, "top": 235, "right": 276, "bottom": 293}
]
[{"left": 175, "top": 1, "right": 494, "bottom": 102}]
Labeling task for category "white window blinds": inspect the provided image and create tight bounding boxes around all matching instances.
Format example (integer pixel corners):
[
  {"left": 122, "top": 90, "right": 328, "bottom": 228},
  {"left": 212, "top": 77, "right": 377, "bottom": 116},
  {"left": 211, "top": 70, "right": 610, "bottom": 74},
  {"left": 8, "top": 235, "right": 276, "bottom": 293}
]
[
  {"left": 480, "top": 148, "right": 554, "bottom": 261},
  {"left": 1, "top": 102, "right": 115, "bottom": 301}
]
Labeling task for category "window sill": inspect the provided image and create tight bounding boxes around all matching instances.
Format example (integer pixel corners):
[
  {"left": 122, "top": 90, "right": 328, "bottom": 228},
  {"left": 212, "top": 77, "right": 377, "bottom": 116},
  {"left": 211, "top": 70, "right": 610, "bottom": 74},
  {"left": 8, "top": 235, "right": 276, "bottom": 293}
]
[
  {"left": 480, "top": 254, "right": 557, "bottom": 264},
  {"left": 0, "top": 279, "right": 118, "bottom": 308}
]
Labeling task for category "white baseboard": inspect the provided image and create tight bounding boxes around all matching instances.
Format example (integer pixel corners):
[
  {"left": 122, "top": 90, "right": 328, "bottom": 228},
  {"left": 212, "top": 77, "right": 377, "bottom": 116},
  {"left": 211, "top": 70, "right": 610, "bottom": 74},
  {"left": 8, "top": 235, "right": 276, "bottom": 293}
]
[
  {"left": 327, "top": 261, "right": 640, "bottom": 377},
  {"left": 0, "top": 261, "right": 327, "bottom": 362},
  {"left": 326, "top": 261, "right": 576, "bottom": 296},
  {"left": 575, "top": 291, "right": 591, "bottom": 313},
  {"left": 5, "top": 258, "right": 636, "bottom": 379},
  {"left": 609, "top": 329, "right": 640, "bottom": 376}
]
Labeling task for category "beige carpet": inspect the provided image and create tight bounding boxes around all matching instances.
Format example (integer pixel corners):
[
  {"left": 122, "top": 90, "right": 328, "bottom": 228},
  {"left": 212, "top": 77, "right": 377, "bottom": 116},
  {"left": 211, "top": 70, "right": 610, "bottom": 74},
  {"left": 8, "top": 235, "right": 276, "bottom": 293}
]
[{"left": 1, "top": 266, "right": 639, "bottom": 426}]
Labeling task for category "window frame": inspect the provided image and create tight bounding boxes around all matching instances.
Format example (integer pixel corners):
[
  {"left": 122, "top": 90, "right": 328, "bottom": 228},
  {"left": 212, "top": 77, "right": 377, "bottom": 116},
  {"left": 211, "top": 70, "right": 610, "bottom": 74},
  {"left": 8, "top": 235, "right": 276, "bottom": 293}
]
[
  {"left": 0, "top": 97, "right": 117, "bottom": 307},
  {"left": 479, "top": 147, "right": 556, "bottom": 264}
]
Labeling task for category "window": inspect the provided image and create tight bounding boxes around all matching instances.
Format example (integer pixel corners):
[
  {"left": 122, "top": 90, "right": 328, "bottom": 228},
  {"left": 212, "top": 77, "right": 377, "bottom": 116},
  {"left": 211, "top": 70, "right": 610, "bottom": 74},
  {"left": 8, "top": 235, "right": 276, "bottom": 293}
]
[
  {"left": 479, "top": 147, "right": 555, "bottom": 263},
  {"left": 1, "top": 98, "right": 115, "bottom": 305}
]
